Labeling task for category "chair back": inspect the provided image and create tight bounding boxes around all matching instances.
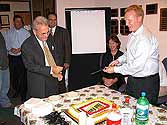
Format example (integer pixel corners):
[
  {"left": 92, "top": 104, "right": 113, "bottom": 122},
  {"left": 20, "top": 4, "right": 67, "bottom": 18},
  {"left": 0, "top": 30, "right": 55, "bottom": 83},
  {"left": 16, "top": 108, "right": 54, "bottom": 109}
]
[{"left": 162, "top": 58, "right": 167, "bottom": 73}]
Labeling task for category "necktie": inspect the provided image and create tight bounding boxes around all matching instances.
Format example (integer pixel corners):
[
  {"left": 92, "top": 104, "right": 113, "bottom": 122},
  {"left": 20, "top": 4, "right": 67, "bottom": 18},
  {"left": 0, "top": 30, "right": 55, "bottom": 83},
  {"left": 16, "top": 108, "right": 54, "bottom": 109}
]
[
  {"left": 50, "top": 28, "right": 54, "bottom": 36},
  {"left": 43, "top": 41, "right": 56, "bottom": 66},
  {"left": 42, "top": 41, "right": 58, "bottom": 77}
]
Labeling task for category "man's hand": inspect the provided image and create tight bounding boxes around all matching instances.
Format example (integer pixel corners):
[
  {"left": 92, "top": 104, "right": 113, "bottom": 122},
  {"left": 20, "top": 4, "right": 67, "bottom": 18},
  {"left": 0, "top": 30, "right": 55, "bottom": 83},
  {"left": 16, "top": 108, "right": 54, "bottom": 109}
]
[
  {"left": 52, "top": 72, "right": 63, "bottom": 81},
  {"left": 57, "top": 73, "right": 63, "bottom": 81},
  {"left": 10, "top": 48, "right": 21, "bottom": 54},
  {"left": 52, "top": 66, "right": 63, "bottom": 81},
  {"left": 103, "top": 65, "right": 114, "bottom": 73},
  {"left": 109, "top": 60, "right": 119, "bottom": 66},
  {"left": 52, "top": 66, "right": 63, "bottom": 74},
  {"left": 64, "top": 63, "right": 70, "bottom": 69},
  {"left": 102, "top": 77, "right": 118, "bottom": 87}
]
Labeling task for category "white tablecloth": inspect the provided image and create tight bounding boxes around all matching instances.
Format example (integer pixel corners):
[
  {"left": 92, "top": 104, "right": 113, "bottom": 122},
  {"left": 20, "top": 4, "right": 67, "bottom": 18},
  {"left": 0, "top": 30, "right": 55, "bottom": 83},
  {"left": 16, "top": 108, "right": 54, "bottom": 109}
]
[{"left": 14, "top": 85, "right": 167, "bottom": 125}]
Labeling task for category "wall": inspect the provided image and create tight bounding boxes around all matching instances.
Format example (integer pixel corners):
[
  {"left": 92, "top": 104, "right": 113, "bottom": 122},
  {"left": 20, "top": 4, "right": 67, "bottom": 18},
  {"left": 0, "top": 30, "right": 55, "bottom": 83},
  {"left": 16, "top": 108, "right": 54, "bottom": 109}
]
[
  {"left": 0, "top": 1, "right": 30, "bottom": 28},
  {"left": 56, "top": 0, "right": 167, "bottom": 61}
]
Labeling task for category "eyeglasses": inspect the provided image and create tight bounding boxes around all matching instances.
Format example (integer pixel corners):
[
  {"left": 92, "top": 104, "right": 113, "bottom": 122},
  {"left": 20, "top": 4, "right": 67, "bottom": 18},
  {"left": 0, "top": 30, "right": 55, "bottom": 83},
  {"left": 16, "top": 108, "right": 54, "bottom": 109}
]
[{"left": 36, "top": 30, "right": 50, "bottom": 36}]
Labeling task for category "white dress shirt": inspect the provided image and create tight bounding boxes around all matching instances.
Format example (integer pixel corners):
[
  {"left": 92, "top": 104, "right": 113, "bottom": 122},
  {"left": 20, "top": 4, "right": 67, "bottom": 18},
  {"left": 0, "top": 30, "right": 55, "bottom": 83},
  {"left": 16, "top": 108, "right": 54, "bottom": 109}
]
[
  {"left": 114, "top": 25, "right": 159, "bottom": 77},
  {"left": 49, "top": 26, "right": 56, "bottom": 36}
]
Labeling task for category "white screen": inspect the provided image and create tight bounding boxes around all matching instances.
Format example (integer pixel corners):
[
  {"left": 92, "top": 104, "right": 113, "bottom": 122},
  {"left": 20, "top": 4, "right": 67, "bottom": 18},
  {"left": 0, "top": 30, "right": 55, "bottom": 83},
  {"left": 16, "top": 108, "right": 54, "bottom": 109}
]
[{"left": 71, "top": 10, "right": 106, "bottom": 54}]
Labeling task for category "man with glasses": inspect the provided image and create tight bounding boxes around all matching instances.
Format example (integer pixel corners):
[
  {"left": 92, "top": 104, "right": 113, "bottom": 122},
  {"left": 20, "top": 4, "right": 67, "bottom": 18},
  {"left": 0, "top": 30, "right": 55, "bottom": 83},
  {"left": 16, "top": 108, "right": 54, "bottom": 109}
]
[{"left": 21, "top": 16, "right": 63, "bottom": 98}]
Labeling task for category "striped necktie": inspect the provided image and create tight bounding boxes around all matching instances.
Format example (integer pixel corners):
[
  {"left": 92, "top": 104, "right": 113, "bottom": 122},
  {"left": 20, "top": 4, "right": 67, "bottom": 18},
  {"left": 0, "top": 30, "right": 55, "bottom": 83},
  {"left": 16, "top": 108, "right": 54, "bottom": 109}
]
[{"left": 50, "top": 28, "right": 54, "bottom": 36}]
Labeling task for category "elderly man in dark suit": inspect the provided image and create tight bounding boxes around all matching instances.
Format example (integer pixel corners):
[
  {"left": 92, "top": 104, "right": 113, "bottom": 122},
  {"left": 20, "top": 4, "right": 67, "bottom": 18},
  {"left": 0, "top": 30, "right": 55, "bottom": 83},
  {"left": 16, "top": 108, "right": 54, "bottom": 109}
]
[
  {"left": 21, "top": 16, "right": 63, "bottom": 98},
  {"left": 0, "top": 25, "right": 12, "bottom": 107},
  {"left": 48, "top": 13, "right": 71, "bottom": 93}
]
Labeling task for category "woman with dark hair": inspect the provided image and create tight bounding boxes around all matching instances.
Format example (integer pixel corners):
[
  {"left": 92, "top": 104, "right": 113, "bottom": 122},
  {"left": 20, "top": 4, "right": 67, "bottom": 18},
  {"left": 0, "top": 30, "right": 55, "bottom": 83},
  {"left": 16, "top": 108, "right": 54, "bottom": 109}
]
[{"left": 101, "top": 34, "right": 125, "bottom": 90}]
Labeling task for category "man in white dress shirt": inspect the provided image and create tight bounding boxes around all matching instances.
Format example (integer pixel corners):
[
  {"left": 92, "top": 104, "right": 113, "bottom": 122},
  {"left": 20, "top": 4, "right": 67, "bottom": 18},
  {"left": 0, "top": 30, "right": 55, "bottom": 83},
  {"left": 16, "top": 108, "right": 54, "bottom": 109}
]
[{"left": 103, "top": 5, "right": 159, "bottom": 105}]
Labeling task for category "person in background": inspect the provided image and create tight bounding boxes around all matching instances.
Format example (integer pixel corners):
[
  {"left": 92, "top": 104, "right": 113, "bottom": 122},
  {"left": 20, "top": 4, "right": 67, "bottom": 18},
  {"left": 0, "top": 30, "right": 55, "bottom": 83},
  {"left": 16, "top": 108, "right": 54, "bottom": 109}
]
[
  {"left": 0, "top": 23, "right": 12, "bottom": 108},
  {"left": 103, "top": 5, "right": 159, "bottom": 105},
  {"left": 48, "top": 13, "right": 71, "bottom": 93},
  {"left": 21, "top": 16, "right": 63, "bottom": 98},
  {"left": 159, "top": 60, "right": 167, "bottom": 97},
  {"left": 101, "top": 34, "right": 126, "bottom": 91},
  {"left": 4, "top": 15, "right": 30, "bottom": 102}
]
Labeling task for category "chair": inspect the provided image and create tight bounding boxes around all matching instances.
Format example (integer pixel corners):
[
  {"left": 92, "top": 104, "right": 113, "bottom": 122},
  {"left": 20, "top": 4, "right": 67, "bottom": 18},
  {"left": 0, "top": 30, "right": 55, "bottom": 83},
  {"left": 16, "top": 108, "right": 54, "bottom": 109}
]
[
  {"left": 157, "top": 58, "right": 167, "bottom": 107},
  {"left": 162, "top": 58, "right": 167, "bottom": 72}
]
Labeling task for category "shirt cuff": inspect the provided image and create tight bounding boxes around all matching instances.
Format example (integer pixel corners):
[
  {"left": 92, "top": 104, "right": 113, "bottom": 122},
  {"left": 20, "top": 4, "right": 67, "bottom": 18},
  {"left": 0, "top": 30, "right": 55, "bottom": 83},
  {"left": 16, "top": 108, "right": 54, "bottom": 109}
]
[
  {"left": 50, "top": 67, "right": 53, "bottom": 74},
  {"left": 114, "top": 66, "right": 119, "bottom": 73}
]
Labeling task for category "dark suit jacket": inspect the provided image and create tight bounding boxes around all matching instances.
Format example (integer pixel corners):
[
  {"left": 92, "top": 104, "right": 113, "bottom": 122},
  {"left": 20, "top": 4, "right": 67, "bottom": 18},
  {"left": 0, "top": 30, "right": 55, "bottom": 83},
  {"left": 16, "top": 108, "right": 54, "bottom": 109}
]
[
  {"left": 21, "top": 34, "right": 60, "bottom": 98},
  {"left": 50, "top": 26, "right": 71, "bottom": 66},
  {"left": 0, "top": 32, "right": 8, "bottom": 70}
]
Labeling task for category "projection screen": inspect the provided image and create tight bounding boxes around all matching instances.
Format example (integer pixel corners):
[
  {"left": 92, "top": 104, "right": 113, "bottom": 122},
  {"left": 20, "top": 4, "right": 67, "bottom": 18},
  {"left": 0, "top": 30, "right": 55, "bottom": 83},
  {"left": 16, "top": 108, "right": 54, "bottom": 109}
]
[{"left": 71, "top": 10, "right": 106, "bottom": 54}]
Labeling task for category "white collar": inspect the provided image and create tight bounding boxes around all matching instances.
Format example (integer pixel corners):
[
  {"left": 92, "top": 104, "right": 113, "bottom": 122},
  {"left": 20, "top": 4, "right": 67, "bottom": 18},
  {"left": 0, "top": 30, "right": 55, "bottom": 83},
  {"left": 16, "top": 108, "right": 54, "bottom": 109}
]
[
  {"left": 49, "top": 26, "right": 56, "bottom": 31},
  {"left": 132, "top": 25, "right": 143, "bottom": 36}
]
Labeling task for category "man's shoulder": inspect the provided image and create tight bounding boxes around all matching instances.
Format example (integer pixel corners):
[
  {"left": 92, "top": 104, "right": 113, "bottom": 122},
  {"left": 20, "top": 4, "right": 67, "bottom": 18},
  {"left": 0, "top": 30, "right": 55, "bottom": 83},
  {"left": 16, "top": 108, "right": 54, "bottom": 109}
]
[
  {"left": 6, "top": 27, "right": 14, "bottom": 33},
  {"left": 22, "top": 35, "right": 34, "bottom": 46},
  {"left": 142, "top": 26, "right": 156, "bottom": 39},
  {"left": 21, "top": 27, "right": 29, "bottom": 31},
  {"left": 20, "top": 28, "right": 31, "bottom": 35},
  {"left": 57, "top": 26, "right": 67, "bottom": 31}
]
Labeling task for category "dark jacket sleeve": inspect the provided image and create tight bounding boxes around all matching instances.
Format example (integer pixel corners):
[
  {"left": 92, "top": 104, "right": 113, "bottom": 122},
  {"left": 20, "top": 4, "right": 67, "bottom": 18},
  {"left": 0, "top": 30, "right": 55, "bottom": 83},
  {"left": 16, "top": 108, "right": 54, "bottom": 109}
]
[
  {"left": 63, "top": 29, "right": 71, "bottom": 64},
  {"left": 0, "top": 32, "right": 8, "bottom": 70}
]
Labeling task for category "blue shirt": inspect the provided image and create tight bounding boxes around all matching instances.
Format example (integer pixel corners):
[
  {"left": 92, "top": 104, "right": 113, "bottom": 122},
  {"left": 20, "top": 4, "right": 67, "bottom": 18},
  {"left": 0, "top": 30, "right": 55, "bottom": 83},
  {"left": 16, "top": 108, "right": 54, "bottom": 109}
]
[{"left": 4, "top": 27, "right": 30, "bottom": 56}]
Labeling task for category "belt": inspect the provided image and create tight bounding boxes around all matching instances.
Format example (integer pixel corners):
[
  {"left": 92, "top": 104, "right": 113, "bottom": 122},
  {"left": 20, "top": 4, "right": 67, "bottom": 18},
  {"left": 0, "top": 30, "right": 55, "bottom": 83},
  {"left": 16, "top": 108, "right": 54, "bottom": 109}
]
[{"left": 132, "top": 73, "right": 159, "bottom": 79}]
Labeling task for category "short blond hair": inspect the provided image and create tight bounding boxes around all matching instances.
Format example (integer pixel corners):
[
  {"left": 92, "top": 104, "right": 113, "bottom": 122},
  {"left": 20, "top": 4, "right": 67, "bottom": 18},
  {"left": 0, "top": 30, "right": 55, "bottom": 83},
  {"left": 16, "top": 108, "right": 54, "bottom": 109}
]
[{"left": 125, "top": 5, "right": 144, "bottom": 22}]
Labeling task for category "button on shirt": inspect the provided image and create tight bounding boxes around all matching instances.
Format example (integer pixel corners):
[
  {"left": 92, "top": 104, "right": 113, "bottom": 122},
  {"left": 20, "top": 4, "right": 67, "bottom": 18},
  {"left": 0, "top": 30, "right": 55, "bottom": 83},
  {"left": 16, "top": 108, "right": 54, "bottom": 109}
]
[
  {"left": 4, "top": 27, "right": 30, "bottom": 56},
  {"left": 114, "top": 25, "right": 159, "bottom": 77}
]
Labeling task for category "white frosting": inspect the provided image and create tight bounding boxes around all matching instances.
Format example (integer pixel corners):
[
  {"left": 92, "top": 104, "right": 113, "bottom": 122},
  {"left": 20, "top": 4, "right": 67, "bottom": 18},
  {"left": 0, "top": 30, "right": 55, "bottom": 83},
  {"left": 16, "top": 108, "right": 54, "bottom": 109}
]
[
  {"left": 24, "top": 98, "right": 53, "bottom": 117},
  {"left": 24, "top": 98, "right": 43, "bottom": 111},
  {"left": 31, "top": 101, "right": 53, "bottom": 117}
]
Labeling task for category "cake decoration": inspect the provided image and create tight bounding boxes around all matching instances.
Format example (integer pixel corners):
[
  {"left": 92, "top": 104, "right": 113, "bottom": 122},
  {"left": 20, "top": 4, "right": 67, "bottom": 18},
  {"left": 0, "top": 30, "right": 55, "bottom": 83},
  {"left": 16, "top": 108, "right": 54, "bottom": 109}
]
[{"left": 66, "top": 97, "right": 114, "bottom": 124}]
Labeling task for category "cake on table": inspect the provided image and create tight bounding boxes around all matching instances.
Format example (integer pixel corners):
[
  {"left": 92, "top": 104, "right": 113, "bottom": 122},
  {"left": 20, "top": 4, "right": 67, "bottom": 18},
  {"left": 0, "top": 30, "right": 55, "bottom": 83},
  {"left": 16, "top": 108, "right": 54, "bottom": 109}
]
[
  {"left": 66, "top": 97, "right": 114, "bottom": 124},
  {"left": 24, "top": 98, "right": 53, "bottom": 117}
]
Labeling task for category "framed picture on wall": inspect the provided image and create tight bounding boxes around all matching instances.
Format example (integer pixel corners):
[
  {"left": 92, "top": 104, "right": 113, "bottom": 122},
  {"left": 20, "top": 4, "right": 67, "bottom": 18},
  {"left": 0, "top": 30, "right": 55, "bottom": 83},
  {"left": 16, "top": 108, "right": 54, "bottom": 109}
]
[{"left": 0, "top": 15, "right": 9, "bottom": 26}]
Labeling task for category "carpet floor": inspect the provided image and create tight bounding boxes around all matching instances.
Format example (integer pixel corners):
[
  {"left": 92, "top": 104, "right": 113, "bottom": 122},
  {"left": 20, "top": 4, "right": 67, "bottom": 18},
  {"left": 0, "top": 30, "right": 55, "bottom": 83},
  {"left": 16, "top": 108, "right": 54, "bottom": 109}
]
[{"left": 0, "top": 96, "right": 23, "bottom": 125}]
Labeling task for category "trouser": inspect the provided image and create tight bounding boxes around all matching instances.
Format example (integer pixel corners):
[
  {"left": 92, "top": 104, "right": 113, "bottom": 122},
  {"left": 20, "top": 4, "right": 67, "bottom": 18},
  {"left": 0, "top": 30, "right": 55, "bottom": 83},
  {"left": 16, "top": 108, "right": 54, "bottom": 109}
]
[
  {"left": 126, "top": 73, "right": 160, "bottom": 105},
  {"left": 8, "top": 55, "right": 27, "bottom": 101},
  {"left": 0, "top": 68, "right": 11, "bottom": 106},
  {"left": 58, "top": 69, "right": 67, "bottom": 94}
]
